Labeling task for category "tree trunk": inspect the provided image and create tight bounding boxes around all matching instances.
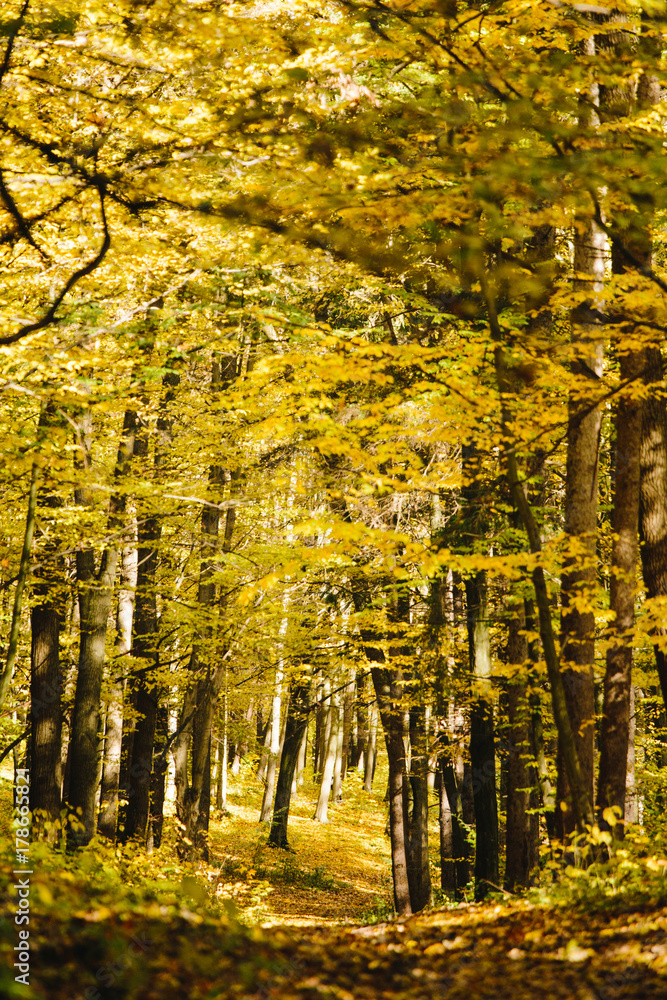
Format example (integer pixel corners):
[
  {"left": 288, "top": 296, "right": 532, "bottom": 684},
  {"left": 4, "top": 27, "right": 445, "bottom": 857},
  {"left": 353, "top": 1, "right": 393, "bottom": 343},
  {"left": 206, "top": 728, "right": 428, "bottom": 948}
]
[
  {"left": 268, "top": 678, "right": 310, "bottom": 848},
  {"left": 98, "top": 543, "right": 136, "bottom": 839},
  {"left": 557, "top": 55, "right": 605, "bottom": 838},
  {"left": 313, "top": 683, "right": 339, "bottom": 823},
  {"left": 371, "top": 665, "right": 412, "bottom": 916},
  {"left": 436, "top": 766, "right": 455, "bottom": 894},
  {"left": 0, "top": 463, "right": 38, "bottom": 713},
  {"left": 68, "top": 407, "right": 135, "bottom": 849},
  {"left": 505, "top": 601, "right": 539, "bottom": 889},
  {"left": 122, "top": 402, "right": 164, "bottom": 844},
  {"left": 465, "top": 570, "right": 499, "bottom": 900},
  {"left": 407, "top": 703, "right": 433, "bottom": 911},
  {"left": 639, "top": 346, "right": 667, "bottom": 713},
  {"left": 148, "top": 701, "right": 168, "bottom": 851},
  {"left": 30, "top": 598, "right": 63, "bottom": 830},
  {"left": 597, "top": 350, "right": 642, "bottom": 828},
  {"left": 29, "top": 405, "right": 66, "bottom": 832},
  {"left": 364, "top": 702, "right": 378, "bottom": 792},
  {"left": 439, "top": 744, "right": 470, "bottom": 899},
  {"left": 67, "top": 545, "right": 118, "bottom": 848},
  {"left": 260, "top": 665, "right": 284, "bottom": 822}
]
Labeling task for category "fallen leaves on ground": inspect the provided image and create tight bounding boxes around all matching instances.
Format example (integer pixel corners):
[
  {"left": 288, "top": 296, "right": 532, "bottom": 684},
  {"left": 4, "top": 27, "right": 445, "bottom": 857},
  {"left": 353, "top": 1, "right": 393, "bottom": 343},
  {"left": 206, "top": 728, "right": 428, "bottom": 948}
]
[{"left": 4, "top": 895, "right": 667, "bottom": 1000}]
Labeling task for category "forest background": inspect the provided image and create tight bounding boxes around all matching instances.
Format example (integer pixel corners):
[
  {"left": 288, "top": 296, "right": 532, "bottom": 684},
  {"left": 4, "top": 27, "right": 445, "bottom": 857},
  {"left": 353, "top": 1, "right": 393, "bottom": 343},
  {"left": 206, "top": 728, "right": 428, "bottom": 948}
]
[{"left": 3, "top": 0, "right": 667, "bottom": 995}]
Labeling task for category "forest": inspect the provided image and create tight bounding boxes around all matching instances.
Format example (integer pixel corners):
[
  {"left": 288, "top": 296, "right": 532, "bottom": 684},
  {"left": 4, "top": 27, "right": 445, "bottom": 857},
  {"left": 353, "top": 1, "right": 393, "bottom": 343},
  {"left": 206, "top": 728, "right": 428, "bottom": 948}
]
[{"left": 2, "top": 0, "right": 667, "bottom": 997}]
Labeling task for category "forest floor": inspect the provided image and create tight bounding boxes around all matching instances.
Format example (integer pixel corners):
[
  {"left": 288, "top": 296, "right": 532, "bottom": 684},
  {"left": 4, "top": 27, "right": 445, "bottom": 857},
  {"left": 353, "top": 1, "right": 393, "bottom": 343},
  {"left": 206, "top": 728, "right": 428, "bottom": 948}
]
[{"left": 1, "top": 760, "right": 667, "bottom": 999}]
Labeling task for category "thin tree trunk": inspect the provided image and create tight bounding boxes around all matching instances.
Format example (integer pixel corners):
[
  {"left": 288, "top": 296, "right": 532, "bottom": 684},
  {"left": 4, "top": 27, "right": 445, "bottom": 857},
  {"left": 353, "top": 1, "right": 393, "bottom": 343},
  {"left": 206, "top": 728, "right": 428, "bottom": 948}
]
[
  {"left": 0, "top": 463, "right": 38, "bottom": 712},
  {"left": 29, "top": 405, "right": 66, "bottom": 832},
  {"left": 313, "top": 683, "right": 339, "bottom": 823},
  {"left": 268, "top": 677, "right": 310, "bottom": 848},
  {"left": 260, "top": 665, "right": 284, "bottom": 822},
  {"left": 68, "top": 408, "right": 135, "bottom": 849},
  {"left": 465, "top": 569, "right": 499, "bottom": 900},
  {"left": 371, "top": 665, "right": 412, "bottom": 916},
  {"left": 98, "top": 543, "right": 136, "bottom": 839},
  {"left": 122, "top": 399, "right": 166, "bottom": 843},
  {"left": 557, "top": 50, "right": 605, "bottom": 838},
  {"left": 332, "top": 698, "right": 345, "bottom": 802},
  {"left": 505, "top": 600, "right": 539, "bottom": 889},
  {"left": 408, "top": 702, "right": 433, "bottom": 911},
  {"left": 439, "top": 743, "right": 470, "bottom": 899},
  {"left": 597, "top": 351, "right": 642, "bottom": 828},
  {"left": 364, "top": 702, "right": 378, "bottom": 792},
  {"left": 148, "top": 701, "right": 168, "bottom": 851},
  {"left": 639, "top": 347, "right": 667, "bottom": 713},
  {"left": 436, "top": 765, "right": 455, "bottom": 894}
]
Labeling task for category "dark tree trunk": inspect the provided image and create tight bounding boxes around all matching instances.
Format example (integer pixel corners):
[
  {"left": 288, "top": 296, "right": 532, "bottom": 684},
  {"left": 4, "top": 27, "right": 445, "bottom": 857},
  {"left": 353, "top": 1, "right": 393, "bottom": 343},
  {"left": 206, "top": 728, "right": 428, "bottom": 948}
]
[
  {"left": 175, "top": 358, "right": 237, "bottom": 857},
  {"left": 505, "top": 602, "right": 539, "bottom": 889},
  {"left": 465, "top": 571, "right": 499, "bottom": 900},
  {"left": 148, "top": 701, "right": 168, "bottom": 850},
  {"left": 598, "top": 349, "right": 642, "bottom": 827},
  {"left": 557, "top": 142, "right": 605, "bottom": 839},
  {"left": 123, "top": 369, "right": 178, "bottom": 844},
  {"left": 67, "top": 546, "right": 118, "bottom": 848},
  {"left": 30, "top": 599, "right": 63, "bottom": 827},
  {"left": 29, "top": 405, "right": 66, "bottom": 832},
  {"left": 436, "top": 766, "right": 455, "bottom": 894},
  {"left": 98, "top": 542, "right": 136, "bottom": 839},
  {"left": 371, "top": 664, "right": 412, "bottom": 917},
  {"left": 268, "top": 678, "right": 311, "bottom": 848},
  {"left": 121, "top": 513, "right": 160, "bottom": 843},
  {"left": 639, "top": 346, "right": 667, "bottom": 714},
  {"left": 68, "top": 404, "right": 131, "bottom": 850},
  {"left": 407, "top": 703, "right": 432, "bottom": 911},
  {"left": 440, "top": 745, "right": 470, "bottom": 899}
]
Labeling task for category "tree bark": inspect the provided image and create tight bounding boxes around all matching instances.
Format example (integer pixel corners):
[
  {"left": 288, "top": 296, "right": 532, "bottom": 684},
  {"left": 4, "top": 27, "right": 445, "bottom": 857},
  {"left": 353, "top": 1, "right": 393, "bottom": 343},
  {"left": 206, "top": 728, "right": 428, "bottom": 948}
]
[
  {"left": 68, "top": 407, "right": 135, "bottom": 849},
  {"left": 98, "top": 542, "right": 136, "bottom": 839},
  {"left": 121, "top": 396, "right": 167, "bottom": 844},
  {"left": 313, "top": 682, "right": 339, "bottom": 823},
  {"left": 407, "top": 702, "right": 433, "bottom": 910},
  {"left": 260, "top": 665, "right": 284, "bottom": 822},
  {"left": 268, "top": 677, "right": 310, "bottom": 848},
  {"left": 639, "top": 346, "right": 667, "bottom": 714},
  {"left": 465, "top": 568, "right": 499, "bottom": 900},
  {"left": 557, "top": 41, "right": 605, "bottom": 838},
  {"left": 505, "top": 601, "right": 539, "bottom": 889},
  {"left": 29, "top": 404, "right": 66, "bottom": 832},
  {"left": 597, "top": 351, "right": 642, "bottom": 828}
]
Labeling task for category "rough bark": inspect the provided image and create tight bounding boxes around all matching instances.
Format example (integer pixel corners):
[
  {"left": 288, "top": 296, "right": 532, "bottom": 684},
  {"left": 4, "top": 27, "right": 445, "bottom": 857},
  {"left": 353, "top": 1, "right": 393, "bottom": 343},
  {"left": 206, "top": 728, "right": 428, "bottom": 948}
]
[
  {"left": 372, "top": 665, "right": 412, "bottom": 916},
  {"left": 121, "top": 399, "right": 166, "bottom": 843},
  {"left": 0, "top": 464, "right": 38, "bottom": 713},
  {"left": 68, "top": 408, "right": 135, "bottom": 849},
  {"left": 268, "top": 678, "right": 310, "bottom": 848},
  {"left": 439, "top": 742, "right": 470, "bottom": 899},
  {"left": 407, "top": 703, "right": 433, "bottom": 911},
  {"left": 29, "top": 405, "right": 66, "bottom": 831},
  {"left": 465, "top": 568, "right": 499, "bottom": 900},
  {"left": 98, "top": 543, "right": 136, "bottom": 839},
  {"left": 639, "top": 347, "right": 667, "bottom": 714},
  {"left": 505, "top": 601, "right": 539, "bottom": 889},
  {"left": 364, "top": 702, "right": 378, "bottom": 792},
  {"left": 553, "top": 32, "right": 605, "bottom": 838},
  {"left": 597, "top": 351, "right": 642, "bottom": 827},
  {"left": 260, "top": 666, "right": 284, "bottom": 823},
  {"left": 313, "top": 683, "right": 339, "bottom": 823}
]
